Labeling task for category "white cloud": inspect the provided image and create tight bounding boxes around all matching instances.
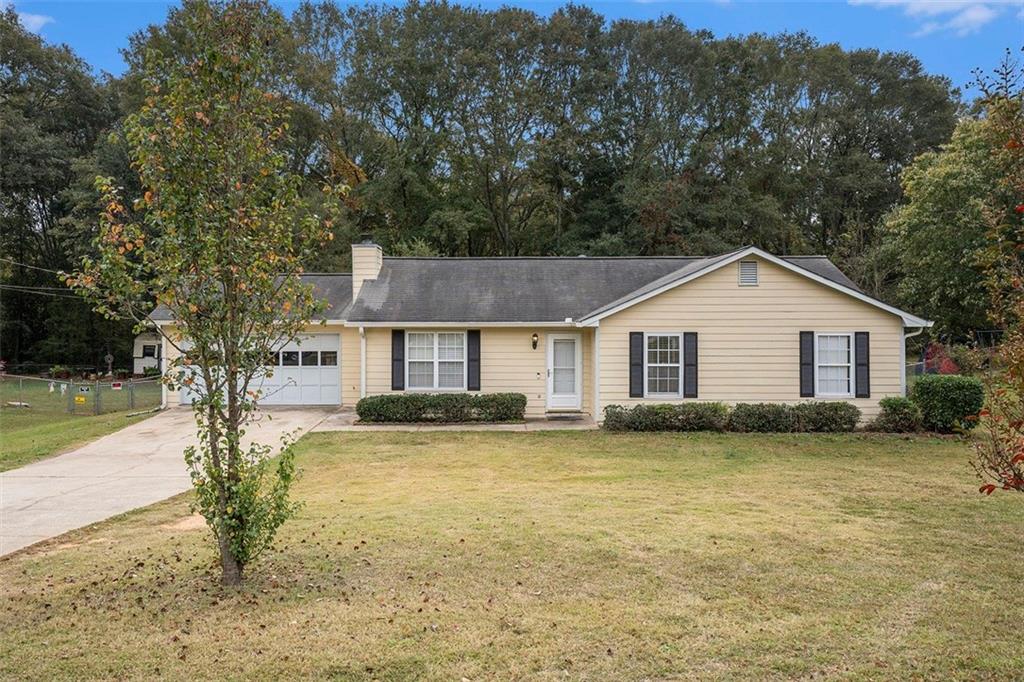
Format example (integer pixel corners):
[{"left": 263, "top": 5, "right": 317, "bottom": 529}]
[
  {"left": 946, "top": 3, "right": 999, "bottom": 34},
  {"left": 4, "top": 3, "right": 54, "bottom": 33},
  {"left": 849, "top": 0, "right": 1014, "bottom": 36},
  {"left": 18, "top": 11, "right": 53, "bottom": 32}
]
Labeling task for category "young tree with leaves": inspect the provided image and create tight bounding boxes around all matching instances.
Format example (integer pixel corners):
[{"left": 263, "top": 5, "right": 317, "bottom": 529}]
[
  {"left": 970, "top": 51, "right": 1024, "bottom": 497},
  {"left": 69, "top": 0, "right": 343, "bottom": 584}
]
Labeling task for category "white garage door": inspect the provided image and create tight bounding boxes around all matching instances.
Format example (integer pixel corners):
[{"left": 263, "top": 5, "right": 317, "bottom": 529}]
[
  {"left": 179, "top": 334, "right": 341, "bottom": 406},
  {"left": 257, "top": 334, "right": 340, "bottom": 405}
]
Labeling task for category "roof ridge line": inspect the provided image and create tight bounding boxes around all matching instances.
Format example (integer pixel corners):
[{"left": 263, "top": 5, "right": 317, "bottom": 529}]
[{"left": 382, "top": 256, "right": 701, "bottom": 261}]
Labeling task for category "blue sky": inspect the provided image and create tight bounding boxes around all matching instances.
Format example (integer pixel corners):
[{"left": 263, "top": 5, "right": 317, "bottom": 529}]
[{"left": 10, "top": 0, "right": 1024, "bottom": 100}]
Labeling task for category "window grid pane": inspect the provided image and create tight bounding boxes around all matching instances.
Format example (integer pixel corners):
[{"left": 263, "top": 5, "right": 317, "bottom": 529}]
[
  {"left": 408, "top": 361, "right": 434, "bottom": 388},
  {"left": 408, "top": 333, "right": 434, "bottom": 361},
  {"left": 438, "top": 361, "right": 463, "bottom": 388},
  {"left": 407, "top": 332, "right": 465, "bottom": 390},
  {"left": 646, "top": 334, "right": 682, "bottom": 394},
  {"left": 437, "top": 333, "right": 464, "bottom": 361},
  {"left": 816, "top": 335, "right": 852, "bottom": 395}
]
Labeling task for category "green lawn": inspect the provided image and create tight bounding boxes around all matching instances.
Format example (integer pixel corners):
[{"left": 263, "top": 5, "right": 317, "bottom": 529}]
[
  {"left": 0, "top": 377, "right": 162, "bottom": 471},
  {"left": 1, "top": 432, "right": 1021, "bottom": 680}
]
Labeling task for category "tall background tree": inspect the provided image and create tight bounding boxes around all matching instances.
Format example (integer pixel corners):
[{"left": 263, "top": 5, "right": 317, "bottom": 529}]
[
  {"left": 0, "top": 8, "right": 132, "bottom": 368},
  {"left": 4, "top": 0, "right": 968, "bottom": 367},
  {"left": 69, "top": 0, "right": 343, "bottom": 584},
  {"left": 880, "top": 118, "right": 997, "bottom": 338},
  {"left": 970, "top": 51, "right": 1024, "bottom": 496}
]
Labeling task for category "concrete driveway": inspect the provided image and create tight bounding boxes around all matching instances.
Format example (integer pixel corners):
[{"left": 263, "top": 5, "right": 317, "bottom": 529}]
[{"left": 0, "top": 408, "right": 329, "bottom": 556}]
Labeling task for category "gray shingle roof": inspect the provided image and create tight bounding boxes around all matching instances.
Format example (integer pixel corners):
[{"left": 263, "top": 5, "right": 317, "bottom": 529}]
[
  {"left": 147, "top": 253, "right": 873, "bottom": 325},
  {"left": 345, "top": 254, "right": 862, "bottom": 323},
  {"left": 149, "top": 274, "right": 352, "bottom": 321}
]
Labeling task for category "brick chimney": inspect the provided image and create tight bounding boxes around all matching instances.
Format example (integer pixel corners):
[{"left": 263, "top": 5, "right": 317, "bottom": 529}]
[{"left": 351, "top": 236, "right": 382, "bottom": 300}]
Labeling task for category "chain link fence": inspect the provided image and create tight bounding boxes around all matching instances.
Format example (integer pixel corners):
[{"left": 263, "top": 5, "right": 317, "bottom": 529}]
[{"left": 0, "top": 374, "right": 163, "bottom": 416}]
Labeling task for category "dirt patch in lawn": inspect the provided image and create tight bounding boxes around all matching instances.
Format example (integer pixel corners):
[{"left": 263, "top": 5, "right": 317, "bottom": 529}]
[{"left": 161, "top": 514, "right": 206, "bottom": 531}]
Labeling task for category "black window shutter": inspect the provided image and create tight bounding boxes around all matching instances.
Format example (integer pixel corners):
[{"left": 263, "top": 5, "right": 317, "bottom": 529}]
[
  {"left": 683, "top": 332, "right": 698, "bottom": 398},
  {"left": 629, "top": 332, "right": 644, "bottom": 398},
  {"left": 391, "top": 329, "right": 405, "bottom": 391},
  {"left": 799, "top": 331, "right": 814, "bottom": 397},
  {"left": 467, "top": 330, "right": 481, "bottom": 391},
  {"left": 855, "top": 331, "right": 870, "bottom": 398}
]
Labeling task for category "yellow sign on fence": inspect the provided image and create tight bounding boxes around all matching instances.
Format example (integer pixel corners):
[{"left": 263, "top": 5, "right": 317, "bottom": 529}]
[{"left": 74, "top": 395, "right": 86, "bottom": 404}]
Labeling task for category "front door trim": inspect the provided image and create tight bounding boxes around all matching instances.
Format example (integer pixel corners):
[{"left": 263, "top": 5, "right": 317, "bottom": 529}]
[{"left": 546, "top": 332, "right": 582, "bottom": 410}]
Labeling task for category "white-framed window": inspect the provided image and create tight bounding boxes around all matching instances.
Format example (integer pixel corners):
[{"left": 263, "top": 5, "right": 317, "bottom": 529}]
[
  {"left": 738, "top": 260, "right": 758, "bottom": 286},
  {"left": 406, "top": 331, "right": 467, "bottom": 390},
  {"left": 142, "top": 344, "right": 157, "bottom": 358},
  {"left": 645, "top": 333, "right": 682, "bottom": 396},
  {"left": 815, "top": 333, "right": 853, "bottom": 397}
]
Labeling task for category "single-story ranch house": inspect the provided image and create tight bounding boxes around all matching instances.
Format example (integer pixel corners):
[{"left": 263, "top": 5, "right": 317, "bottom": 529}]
[{"left": 152, "top": 241, "right": 931, "bottom": 421}]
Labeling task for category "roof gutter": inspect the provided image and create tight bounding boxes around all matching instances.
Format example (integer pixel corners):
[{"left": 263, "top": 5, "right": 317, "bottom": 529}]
[{"left": 343, "top": 320, "right": 579, "bottom": 328}]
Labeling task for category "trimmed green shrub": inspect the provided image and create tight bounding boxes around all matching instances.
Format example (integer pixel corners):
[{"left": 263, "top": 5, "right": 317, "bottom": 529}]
[
  {"left": 792, "top": 401, "right": 861, "bottom": 432},
  {"left": 602, "top": 403, "right": 729, "bottom": 432},
  {"left": 728, "top": 403, "right": 797, "bottom": 433},
  {"left": 910, "top": 374, "right": 984, "bottom": 433},
  {"left": 475, "top": 393, "right": 528, "bottom": 422},
  {"left": 356, "top": 392, "right": 527, "bottom": 423},
  {"left": 603, "top": 402, "right": 863, "bottom": 433},
  {"left": 868, "top": 397, "right": 923, "bottom": 433}
]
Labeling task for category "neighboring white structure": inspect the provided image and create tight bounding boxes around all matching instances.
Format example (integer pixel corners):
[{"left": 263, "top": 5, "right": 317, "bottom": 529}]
[{"left": 133, "top": 331, "right": 162, "bottom": 375}]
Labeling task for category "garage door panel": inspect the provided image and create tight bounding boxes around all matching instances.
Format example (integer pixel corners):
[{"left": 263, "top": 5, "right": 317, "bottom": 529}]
[
  {"left": 179, "top": 333, "right": 341, "bottom": 406},
  {"left": 322, "top": 384, "right": 341, "bottom": 403}
]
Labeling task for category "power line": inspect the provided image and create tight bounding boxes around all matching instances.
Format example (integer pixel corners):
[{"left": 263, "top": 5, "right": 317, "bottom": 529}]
[
  {"left": 0, "top": 284, "right": 71, "bottom": 291},
  {"left": 0, "top": 284, "right": 80, "bottom": 299},
  {"left": 0, "top": 257, "right": 65, "bottom": 274}
]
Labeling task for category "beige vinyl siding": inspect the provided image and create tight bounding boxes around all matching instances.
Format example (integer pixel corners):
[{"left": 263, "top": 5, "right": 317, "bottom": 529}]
[
  {"left": 362, "top": 327, "right": 593, "bottom": 418},
  {"left": 596, "top": 256, "right": 904, "bottom": 420},
  {"left": 339, "top": 326, "right": 360, "bottom": 405}
]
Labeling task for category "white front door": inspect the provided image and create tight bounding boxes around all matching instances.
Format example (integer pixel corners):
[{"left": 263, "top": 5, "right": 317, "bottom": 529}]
[{"left": 547, "top": 333, "right": 581, "bottom": 410}]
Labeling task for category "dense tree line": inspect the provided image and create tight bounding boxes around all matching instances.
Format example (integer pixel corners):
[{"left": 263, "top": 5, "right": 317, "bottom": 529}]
[{"left": 1, "top": 1, "right": 966, "bottom": 364}]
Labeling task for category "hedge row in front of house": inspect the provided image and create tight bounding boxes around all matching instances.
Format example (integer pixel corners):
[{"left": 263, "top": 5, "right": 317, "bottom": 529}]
[
  {"left": 356, "top": 392, "right": 527, "bottom": 423},
  {"left": 603, "top": 374, "right": 985, "bottom": 433},
  {"left": 603, "top": 401, "right": 861, "bottom": 433}
]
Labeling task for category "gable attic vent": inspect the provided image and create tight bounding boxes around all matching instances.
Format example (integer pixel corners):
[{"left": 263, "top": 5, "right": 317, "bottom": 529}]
[{"left": 738, "top": 260, "right": 758, "bottom": 286}]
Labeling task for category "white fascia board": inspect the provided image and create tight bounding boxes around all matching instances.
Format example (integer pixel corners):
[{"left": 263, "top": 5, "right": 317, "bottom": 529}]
[
  {"left": 343, "top": 320, "right": 575, "bottom": 328},
  {"left": 578, "top": 246, "right": 933, "bottom": 328},
  {"left": 150, "top": 317, "right": 348, "bottom": 326}
]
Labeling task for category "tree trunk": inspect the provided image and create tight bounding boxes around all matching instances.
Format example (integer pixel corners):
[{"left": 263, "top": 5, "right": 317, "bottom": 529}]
[{"left": 219, "top": 537, "right": 243, "bottom": 586}]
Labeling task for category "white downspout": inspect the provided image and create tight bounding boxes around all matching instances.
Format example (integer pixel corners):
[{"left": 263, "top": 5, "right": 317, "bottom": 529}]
[
  {"left": 902, "top": 326, "right": 925, "bottom": 396},
  {"left": 160, "top": 332, "right": 168, "bottom": 409},
  {"left": 593, "top": 325, "right": 601, "bottom": 422},
  {"left": 359, "top": 326, "right": 366, "bottom": 399}
]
